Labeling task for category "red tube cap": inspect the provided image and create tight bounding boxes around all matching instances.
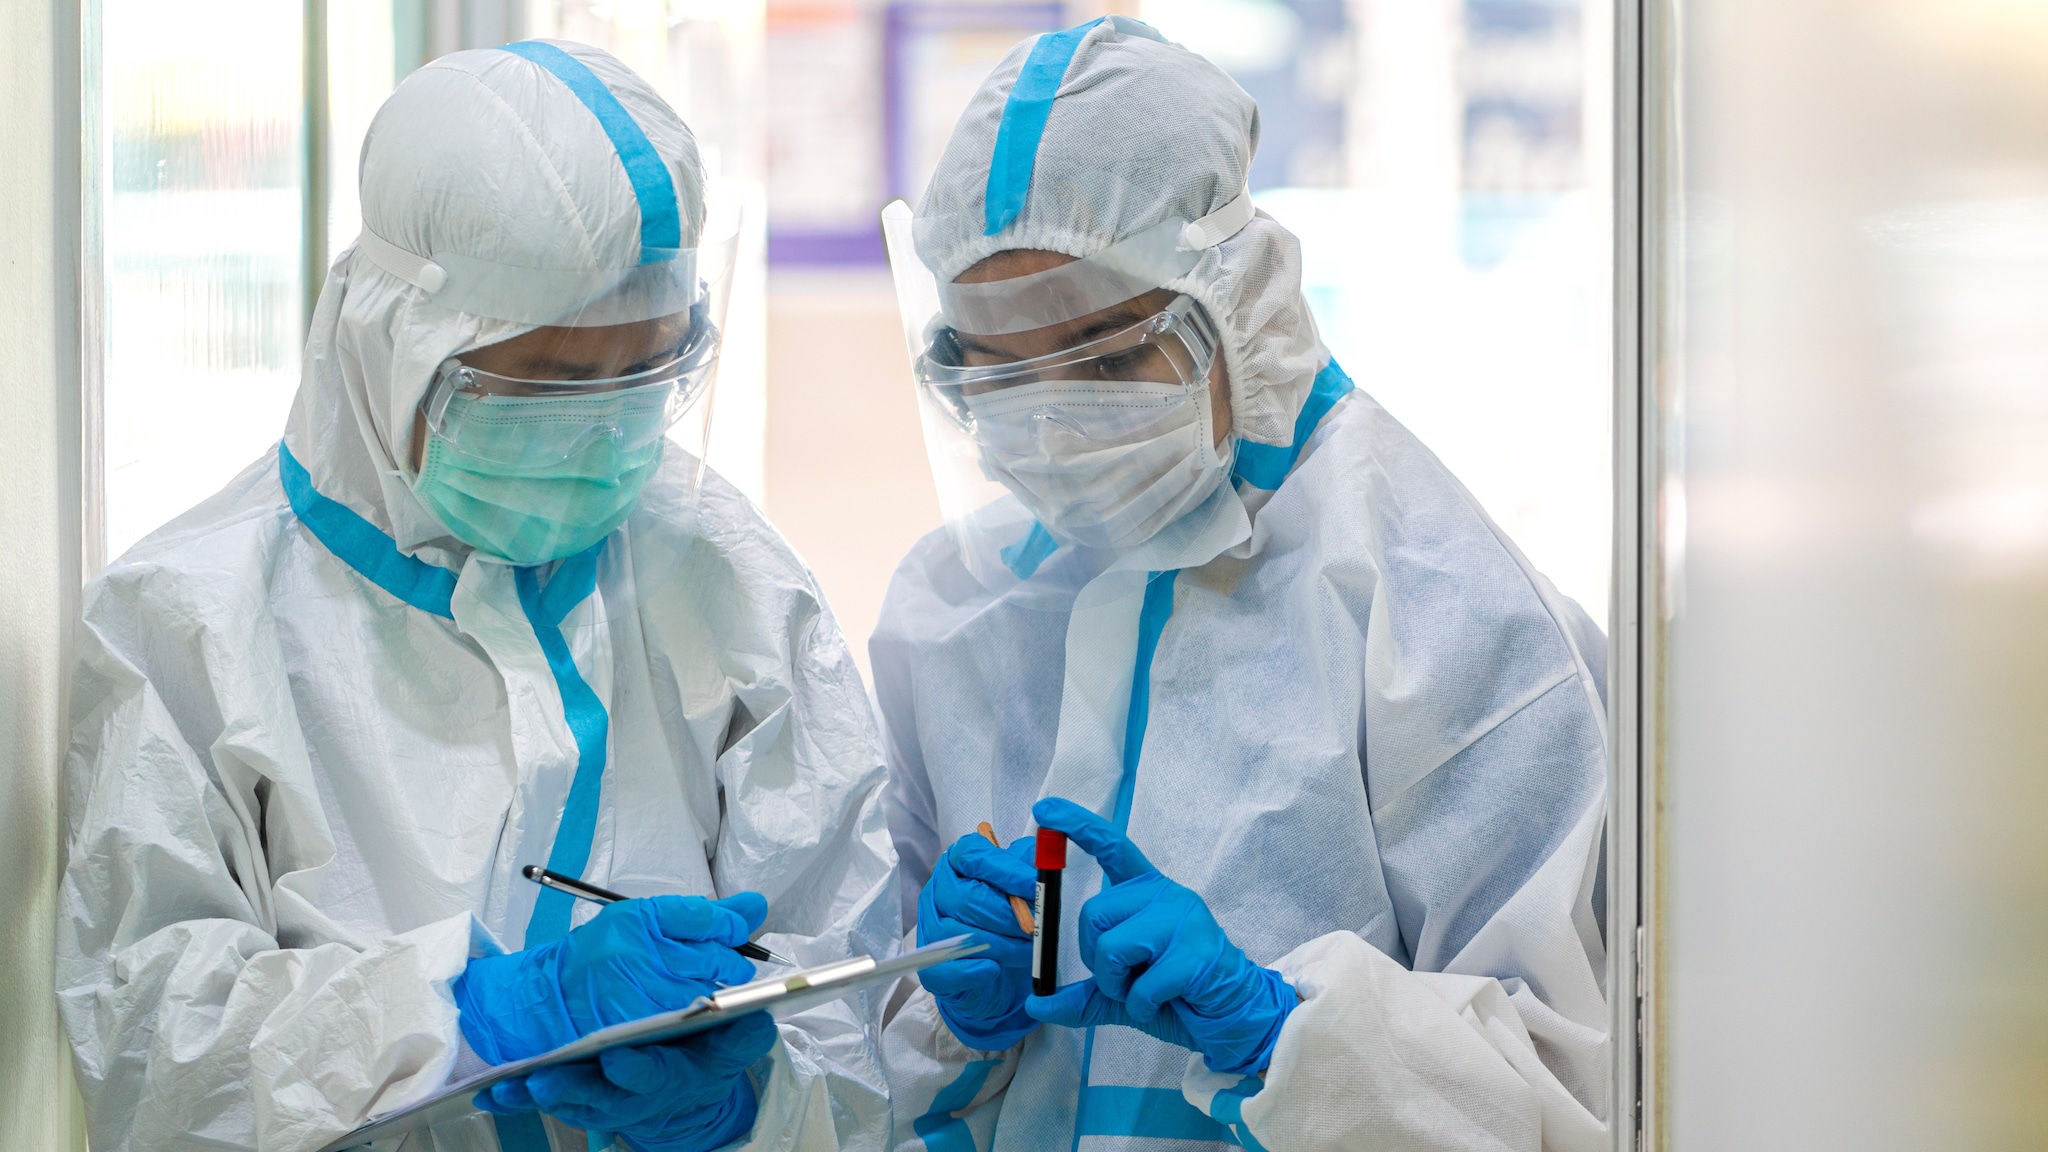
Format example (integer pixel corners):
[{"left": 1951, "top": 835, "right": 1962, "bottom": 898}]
[{"left": 1035, "top": 829, "right": 1068, "bottom": 869}]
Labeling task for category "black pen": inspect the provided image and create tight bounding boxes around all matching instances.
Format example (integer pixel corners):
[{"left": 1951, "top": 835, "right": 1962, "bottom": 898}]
[{"left": 522, "top": 865, "right": 796, "bottom": 967}]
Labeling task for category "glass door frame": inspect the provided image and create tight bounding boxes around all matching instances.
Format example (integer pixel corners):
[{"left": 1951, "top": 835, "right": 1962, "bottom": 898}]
[{"left": 1610, "top": 0, "right": 1671, "bottom": 1146}]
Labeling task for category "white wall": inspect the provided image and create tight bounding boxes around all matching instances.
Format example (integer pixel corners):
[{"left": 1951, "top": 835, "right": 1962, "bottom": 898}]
[{"left": 0, "top": 0, "right": 90, "bottom": 1145}]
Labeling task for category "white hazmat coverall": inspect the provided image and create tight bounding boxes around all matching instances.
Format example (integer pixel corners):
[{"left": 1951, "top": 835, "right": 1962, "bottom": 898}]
[
  {"left": 873, "top": 17, "right": 1610, "bottom": 1152},
  {"left": 56, "top": 42, "right": 896, "bottom": 1152}
]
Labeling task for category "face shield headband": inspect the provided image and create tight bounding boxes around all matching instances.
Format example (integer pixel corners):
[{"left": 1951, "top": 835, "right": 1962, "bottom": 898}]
[
  {"left": 919, "top": 188, "right": 1254, "bottom": 337},
  {"left": 354, "top": 227, "right": 723, "bottom": 328}
]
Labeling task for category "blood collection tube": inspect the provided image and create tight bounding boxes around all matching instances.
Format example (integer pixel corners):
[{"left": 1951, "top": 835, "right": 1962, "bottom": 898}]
[{"left": 1032, "top": 829, "right": 1068, "bottom": 996}]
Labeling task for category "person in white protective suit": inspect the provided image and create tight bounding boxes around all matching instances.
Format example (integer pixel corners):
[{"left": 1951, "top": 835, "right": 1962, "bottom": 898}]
[
  {"left": 56, "top": 42, "right": 896, "bottom": 1152},
  {"left": 871, "top": 17, "right": 1611, "bottom": 1152}
]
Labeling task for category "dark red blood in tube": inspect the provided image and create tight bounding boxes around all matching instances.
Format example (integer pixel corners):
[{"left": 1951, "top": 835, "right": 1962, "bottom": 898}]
[{"left": 1032, "top": 830, "right": 1067, "bottom": 996}]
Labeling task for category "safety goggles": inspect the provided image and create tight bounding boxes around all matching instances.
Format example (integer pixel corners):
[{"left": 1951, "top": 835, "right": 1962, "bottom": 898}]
[
  {"left": 916, "top": 294, "right": 1220, "bottom": 430},
  {"left": 879, "top": 182, "right": 1253, "bottom": 588},
  {"left": 420, "top": 305, "right": 720, "bottom": 467}
]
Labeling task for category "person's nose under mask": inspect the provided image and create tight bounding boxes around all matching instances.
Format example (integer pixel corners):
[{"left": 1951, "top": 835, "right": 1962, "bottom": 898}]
[
  {"left": 964, "top": 378, "right": 1234, "bottom": 552},
  {"left": 411, "top": 387, "right": 669, "bottom": 566}
]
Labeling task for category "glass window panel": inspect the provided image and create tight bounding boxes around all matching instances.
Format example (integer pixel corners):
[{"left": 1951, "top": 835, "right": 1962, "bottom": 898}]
[
  {"left": 1144, "top": 0, "right": 1614, "bottom": 621},
  {"left": 101, "top": 0, "right": 305, "bottom": 560}
]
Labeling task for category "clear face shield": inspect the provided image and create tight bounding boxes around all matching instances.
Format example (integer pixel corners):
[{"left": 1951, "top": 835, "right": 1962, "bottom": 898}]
[
  {"left": 881, "top": 186, "right": 1250, "bottom": 593},
  {"left": 359, "top": 198, "right": 741, "bottom": 569}
]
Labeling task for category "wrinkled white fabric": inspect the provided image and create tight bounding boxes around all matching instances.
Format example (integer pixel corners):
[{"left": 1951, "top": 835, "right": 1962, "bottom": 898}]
[
  {"left": 1181, "top": 816, "right": 1609, "bottom": 1152},
  {"left": 57, "top": 42, "right": 895, "bottom": 1152},
  {"left": 913, "top": 16, "right": 1326, "bottom": 448},
  {"left": 874, "top": 386, "right": 1608, "bottom": 1152}
]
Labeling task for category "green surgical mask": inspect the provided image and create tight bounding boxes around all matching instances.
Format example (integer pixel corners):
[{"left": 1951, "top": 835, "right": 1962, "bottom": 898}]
[{"left": 412, "top": 386, "right": 670, "bottom": 566}]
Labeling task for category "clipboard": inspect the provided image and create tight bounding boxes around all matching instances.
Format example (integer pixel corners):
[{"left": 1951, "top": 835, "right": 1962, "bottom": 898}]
[{"left": 320, "top": 936, "right": 984, "bottom": 1151}]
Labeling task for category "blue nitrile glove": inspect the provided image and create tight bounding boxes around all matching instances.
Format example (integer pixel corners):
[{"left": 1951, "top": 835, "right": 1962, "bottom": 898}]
[
  {"left": 1023, "top": 798, "right": 1297, "bottom": 1076},
  {"left": 454, "top": 892, "right": 767, "bottom": 1065},
  {"left": 915, "top": 832, "right": 1039, "bottom": 1049},
  {"left": 475, "top": 1013, "right": 779, "bottom": 1152}
]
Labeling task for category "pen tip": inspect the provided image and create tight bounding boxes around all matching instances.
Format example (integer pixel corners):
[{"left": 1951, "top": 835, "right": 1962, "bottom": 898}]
[{"left": 522, "top": 865, "right": 541, "bottom": 879}]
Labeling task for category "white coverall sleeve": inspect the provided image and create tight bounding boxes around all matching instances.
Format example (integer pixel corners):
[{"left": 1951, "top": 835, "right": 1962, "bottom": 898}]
[
  {"left": 876, "top": 945, "right": 1023, "bottom": 1152},
  {"left": 56, "top": 620, "right": 476, "bottom": 1152},
  {"left": 1179, "top": 932, "right": 1606, "bottom": 1152},
  {"left": 709, "top": 576, "right": 904, "bottom": 1152}
]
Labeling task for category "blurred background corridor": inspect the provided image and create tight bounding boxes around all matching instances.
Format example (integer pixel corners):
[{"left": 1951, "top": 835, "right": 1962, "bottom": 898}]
[{"left": 91, "top": 0, "right": 1612, "bottom": 674}]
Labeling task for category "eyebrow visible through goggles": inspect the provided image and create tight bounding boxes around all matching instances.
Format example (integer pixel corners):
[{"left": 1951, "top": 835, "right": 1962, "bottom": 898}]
[
  {"left": 521, "top": 341, "right": 690, "bottom": 382},
  {"left": 949, "top": 297, "right": 1162, "bottom": 365}
]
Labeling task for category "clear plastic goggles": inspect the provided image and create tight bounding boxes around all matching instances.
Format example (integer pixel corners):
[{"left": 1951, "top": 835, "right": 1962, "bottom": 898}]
[
  {"left": 916, "top": 294, "right": 1220, "bottom": 433},
  {"left": 420, "top": 298, "right": 720, "bottom": 467}
]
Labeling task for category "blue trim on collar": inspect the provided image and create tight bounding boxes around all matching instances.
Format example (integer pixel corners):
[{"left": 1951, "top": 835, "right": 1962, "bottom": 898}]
[
  {"left": 277, "top": 442, "right": 457, "bottom": 618},
  {"left": 984, "top": 19, "right": 1103, "bottom": 236},
  {"left": 515, "top": 542, "right": 612, "bottom": 947},
  {"left": 1000, "top": 520, "right": 1060, "bottom": 580},
  {"left": 500, "top": 40, "right": 683, "bottom": 260},
  {"left": 1231, "top": 359, "right": 1355, "bottom": 491}
]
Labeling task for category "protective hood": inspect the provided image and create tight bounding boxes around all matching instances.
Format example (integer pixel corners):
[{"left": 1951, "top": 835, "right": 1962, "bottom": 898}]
[
  {"left": 282, "top": 41, "right": 708, "bottom": 565},
  {"left": 912, "top": 15, "right": 1327, "bottom": 447}
]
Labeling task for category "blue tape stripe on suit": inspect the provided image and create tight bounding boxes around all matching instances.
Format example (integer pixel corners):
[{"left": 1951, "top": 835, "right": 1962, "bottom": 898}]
[
  {"left": 516, "top": 542, "right": 610, "bottom": 946},
  {"left": 1231, "top": 359, "right": 1355, "bottom": 491},
  {"left": 1076, "top": 1086, "right": 1237, "bottom": 1145},
  {"left": 1068, "top": 568, "right": 1182, "bottom": 1143},
  {"left": 500, "top": 40, "right": 682, "bottom": 258},
  {"left": 1207, "top": 1077, "right": 1268, "bottom": 1152},
  {"left": 983, "top": 19, "right": 1102, "bottom": 235},
  {"left": 278, "top": 442, "right": 457, "bottom": 618},
  {"left": 913, "top": 1058, "right": 1001, "bottom": 1152},
  {"left": 1112, "top": 569, "right": 1179, "bottom": 833}
]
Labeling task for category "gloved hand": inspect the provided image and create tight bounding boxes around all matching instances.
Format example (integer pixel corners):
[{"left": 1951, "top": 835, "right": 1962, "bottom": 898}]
[
  {"left": 475, "top": 1013, "right": 778, "bottom": 1152},
  {"left": 454, "top": 892, "right": 767, "bottom": 1064},
  {"left": 1024, "top": 798, "right": 1297, "bottom": 1076},
  {"left": 915, "top": 832, "right": 1039, "bottom": 1049}
]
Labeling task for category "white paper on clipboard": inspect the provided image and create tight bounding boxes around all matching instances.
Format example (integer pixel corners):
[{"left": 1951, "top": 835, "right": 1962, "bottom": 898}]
[{"left": 319, "top": 936, "right": 984, "bottom": 1151}]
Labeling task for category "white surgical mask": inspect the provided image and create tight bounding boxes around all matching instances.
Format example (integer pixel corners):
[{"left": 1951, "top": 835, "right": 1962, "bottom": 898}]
[{"left": 963, "top": 378, "right": 1233, "bottom": 551}]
